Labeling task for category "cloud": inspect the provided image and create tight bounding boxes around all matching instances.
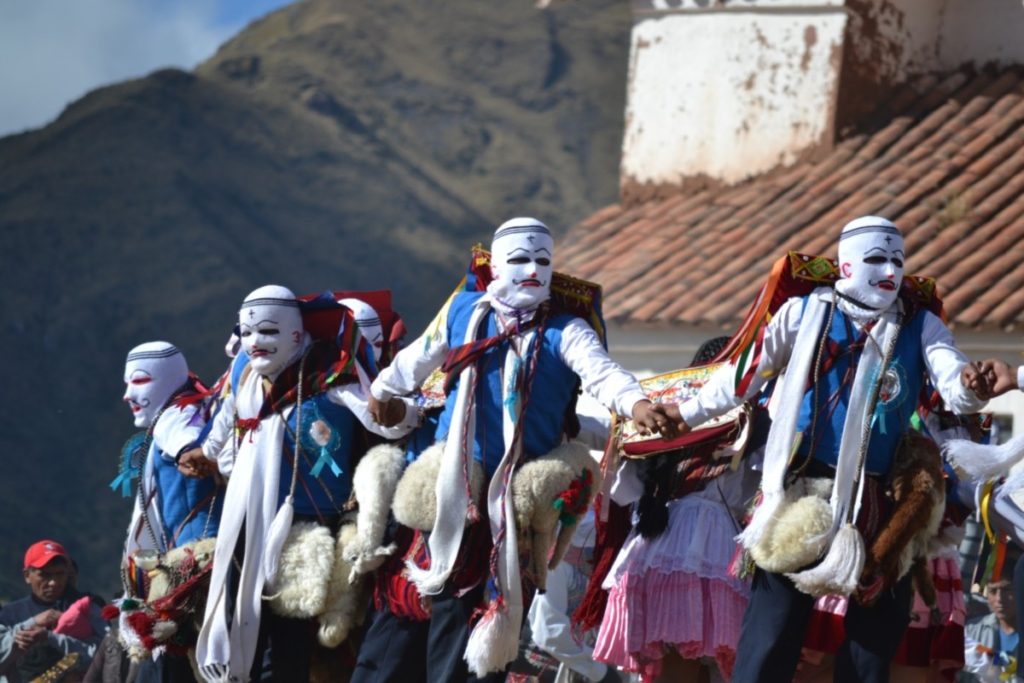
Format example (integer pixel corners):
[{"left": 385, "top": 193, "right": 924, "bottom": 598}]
[{"left": 0, "top": 0, "right": 243, "bottom": 137}]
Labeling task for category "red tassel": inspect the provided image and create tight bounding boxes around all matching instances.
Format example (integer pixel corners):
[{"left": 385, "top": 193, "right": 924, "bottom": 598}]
[
  {"left": 101, "top": 604, "right": 120, "bottom": 621},
  {"left": 571, "top": 497, "right": 630, "bottom": 633},
  {"left": 126, "top": 611, "right": 155, "bottom": 636}
]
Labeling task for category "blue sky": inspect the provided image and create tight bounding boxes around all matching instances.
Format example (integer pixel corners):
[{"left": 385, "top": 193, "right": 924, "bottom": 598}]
[{"left": 0, "top": 0, "right": 293, "bottom": 137}]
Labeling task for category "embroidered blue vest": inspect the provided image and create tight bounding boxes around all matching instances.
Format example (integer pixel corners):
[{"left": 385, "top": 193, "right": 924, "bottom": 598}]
[
  {"left": 281, "top": 391, "right": 356, "bottom": 516},
  {"left": 230, "top": 353, "right": 357, "bottom": 517},
  {"left": 434, "top": 291, "right": 578, "bottom": 476},
  {"left": 795, "top": 300, "right": 927, "bottom": 475}
]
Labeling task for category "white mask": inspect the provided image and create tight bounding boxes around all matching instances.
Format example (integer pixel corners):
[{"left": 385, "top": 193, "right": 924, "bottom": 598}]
[
  {"left": 338, "top": 298, "right": 384, "bottom": 364},
  {"left": 486, "top": 217, "right": 555, "bottom": 313},
  {"left": 835, "top": 216, "right": 905, "bottom": 314},
  {"left": 238, "top": 285, "right": 306, "bottom": 378},
  {"left": 123, "top": 342, "right": 189, "bottom": 429}
]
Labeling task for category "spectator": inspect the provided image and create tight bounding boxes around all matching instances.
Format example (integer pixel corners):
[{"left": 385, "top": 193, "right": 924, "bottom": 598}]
[
  {"left": 961, "top": 575, "right": 1018, "bottom": 682},
  {"left": 0, "top": 541, "right": 107, "bottom": 682}
]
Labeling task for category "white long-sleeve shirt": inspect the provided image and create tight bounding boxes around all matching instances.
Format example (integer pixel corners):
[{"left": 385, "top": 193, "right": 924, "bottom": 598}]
[
  {"left": 372, "top": 311, "right": 647, "bottom": 419},
  {"left": 679, "top": 297, "right": 984, "bottom": 428}
]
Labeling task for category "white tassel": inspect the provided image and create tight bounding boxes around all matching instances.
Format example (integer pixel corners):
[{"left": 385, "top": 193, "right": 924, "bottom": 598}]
[
  {"left": 262, "top": 496, "right": 294, "bottom": 588},
  {"left": 463, "top": 602, "right": 523, "bottom": 677},
  {"left": 404, "top": 562, "right": 447, "bottom": 596},
  {"left": 736, "top": 491, "right": 784, "bottom": 550},
  {"left": 944, "top": 434, "right": 1024, "bottom": 482},
  {"left": 787, "top": 523, "right": 865, "bottom": 597}
]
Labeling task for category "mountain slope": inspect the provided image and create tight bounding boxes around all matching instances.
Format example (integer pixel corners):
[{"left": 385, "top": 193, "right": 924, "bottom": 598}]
[{"left": 0, "top": 0, "right": 629, "bottom": 599}]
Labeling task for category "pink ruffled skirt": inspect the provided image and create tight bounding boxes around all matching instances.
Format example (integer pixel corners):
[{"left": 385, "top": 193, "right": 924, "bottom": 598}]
[{"left": 594, "top": 496, "right": 749, "bottom": 681}]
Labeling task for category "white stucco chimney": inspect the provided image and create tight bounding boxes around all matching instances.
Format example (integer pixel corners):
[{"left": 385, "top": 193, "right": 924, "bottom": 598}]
[{"left": 620, "top": 0, "right": 1024, "bottom": 202}]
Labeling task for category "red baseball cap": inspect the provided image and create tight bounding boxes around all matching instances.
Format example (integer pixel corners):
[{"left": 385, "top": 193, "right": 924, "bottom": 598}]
[{"left": 24, "top": 540, "right": 70, "bottom": 570}]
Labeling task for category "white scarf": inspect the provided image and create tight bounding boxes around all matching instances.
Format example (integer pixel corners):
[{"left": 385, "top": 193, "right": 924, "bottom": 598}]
[
  {"left": 197, "top": 369, "right": 286, "bottom": 682},
  {"left": 405, "top": 293, "right": 538, "bottom": 675},
  {"left": 738, "top": 287, "right": 902, "bottom": 594}
]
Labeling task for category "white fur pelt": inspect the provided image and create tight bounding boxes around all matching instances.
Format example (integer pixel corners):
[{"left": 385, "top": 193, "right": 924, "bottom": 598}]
[
  {"left": 318, "top": 519, "right": 367, "bottom": 648},
  {"left": 392, "top": 441, "right": 484, "bottom": 531},
  {"left": 263, "top": 521, "right": 334, "bottom": 618},
  {"left": 510, "top": 441, "right": 599, "bottom": 591},
  {"left": 944, "top": 433, "right": 1024, "bottom": 482},
  {"left": 749, "top": 478, "right": 834, "bottom": 574},
  {"left": 344, "top": 443, "right": 407, "bottom": 577}
]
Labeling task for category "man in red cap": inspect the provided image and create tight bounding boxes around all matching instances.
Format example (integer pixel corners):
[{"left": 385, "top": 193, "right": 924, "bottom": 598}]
[{"left": 0, "top": 540, "right": 106, "bottom": 682}]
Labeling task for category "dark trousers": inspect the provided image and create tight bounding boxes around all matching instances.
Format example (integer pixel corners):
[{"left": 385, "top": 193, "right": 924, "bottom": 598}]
[
  {"left": 350, "top": 584, "right": 506, "bottom": 683},
  {"left": 732, "top": 569, "right": 914, "bottom": 683},
  {"left": 250, "top": 611, "right": 315, "bottom": 682},
  {"left": 1015, "top": 552, "right": 1024, "bottom": 668}
]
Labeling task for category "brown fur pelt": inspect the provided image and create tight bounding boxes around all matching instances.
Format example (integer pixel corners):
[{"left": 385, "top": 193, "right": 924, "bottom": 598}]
[{"left": 860, "top": 431, "right": 945, "bottom": 604}]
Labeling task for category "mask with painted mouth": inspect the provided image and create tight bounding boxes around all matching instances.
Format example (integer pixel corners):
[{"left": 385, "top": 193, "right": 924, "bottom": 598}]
[
  {"left": 123, "top": 342, "right": 189, "bottom": 428},
  {"left": 238, "top": 285, "right": 306, "bottom": 378},
  {"left": 835, "top": 215, "right": 905, "bottom": 315},
  {"left": 486, "top": 217, "right": 555, "bottom": 314}
]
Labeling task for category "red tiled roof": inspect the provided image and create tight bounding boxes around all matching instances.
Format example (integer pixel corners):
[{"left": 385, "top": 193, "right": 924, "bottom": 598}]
[{"left": 561, "top": 68, "right": 1024, "bottom": 331}]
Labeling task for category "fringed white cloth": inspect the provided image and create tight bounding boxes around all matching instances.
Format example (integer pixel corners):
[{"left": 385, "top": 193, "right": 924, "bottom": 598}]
[
  {"left": 464, "top": 325, "right": 537, "bottom": 676},
  {"left": 944, "top": 433, "right": 1024, "bottom": 483},
  {"left": 405, "top": 297, "right": 490, "bottom": 594},
  {"left": 196, "top": 368, "right": 286, "bottom": 682},
  {"left": 740, "top": 288, "right": 903, "bottom": 597}
]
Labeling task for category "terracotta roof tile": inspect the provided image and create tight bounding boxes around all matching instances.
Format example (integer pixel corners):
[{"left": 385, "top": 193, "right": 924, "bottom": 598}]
[{"left": 563, "top": 68, "right": 1024, "bottom": 331}]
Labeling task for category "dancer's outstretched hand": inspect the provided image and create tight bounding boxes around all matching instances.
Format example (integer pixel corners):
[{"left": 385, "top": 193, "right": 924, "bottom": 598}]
[{"left": 632, "top": 400, "right": 679, "bottom": 439}]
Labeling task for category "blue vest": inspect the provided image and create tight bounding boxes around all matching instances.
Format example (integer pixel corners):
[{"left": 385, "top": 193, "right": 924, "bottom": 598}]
[
  {"left": 153, "top": 439, "right": 222, "bottom": 547},
  {"left": 227, "top": 354, "right": 358, "bottom": 516},
  {"left": 434, "top": 291, "right": 579, "bottom": 476},
  {"left": 795, "top": 300, "right": 927, "bottom": 475},
  {"left": 280, "top": 392, "right": 356, "bottom": 517}
]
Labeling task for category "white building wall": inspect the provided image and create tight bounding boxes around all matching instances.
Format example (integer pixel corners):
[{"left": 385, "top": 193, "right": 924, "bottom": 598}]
[{"left": 622, "top": 5, "right": 847, "bottom": 187}]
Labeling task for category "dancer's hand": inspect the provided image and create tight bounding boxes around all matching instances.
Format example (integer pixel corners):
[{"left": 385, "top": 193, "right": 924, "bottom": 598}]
[
  {"left": 177, "top": 447, "right": 217, "bottom": 478},
  {"left": 632, "top": 400, "right": 678, "bottom": 439},
  {"left": 369, "top": 394, "right": 406, "bottom": 427},
  {"left": 968, "top": 359, "right": 1017, "bottom": 399}
]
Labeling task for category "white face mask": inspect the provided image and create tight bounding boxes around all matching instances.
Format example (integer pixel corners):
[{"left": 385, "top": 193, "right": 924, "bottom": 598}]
[
  {"left": 338, "top": 298, "right": 384, "bottom": 363},
  {"left": 123, "top": 342, "right": 189, "bottom": 429},
  {"left": 835, "top": 216, "right": 905, "bottom": 312},
  {"left": 486, "top": 217, "right": 555, "bottom": 312},
  {"left": 238, "top": 285, "right": 305, "bottom": 378}
]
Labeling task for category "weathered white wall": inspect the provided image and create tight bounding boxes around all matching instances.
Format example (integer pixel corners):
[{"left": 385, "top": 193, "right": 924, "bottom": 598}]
[
  {"left": 621, "top": 4, "right": 847, "bottom": 188},
  {"left": 855, "top": 0, "right": 1024, "bottom": 79}
]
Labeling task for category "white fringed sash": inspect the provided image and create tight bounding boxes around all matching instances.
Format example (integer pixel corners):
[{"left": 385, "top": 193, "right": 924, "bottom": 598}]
[{"left": 197, "top": 370, "right": 286, "bottom": 682}]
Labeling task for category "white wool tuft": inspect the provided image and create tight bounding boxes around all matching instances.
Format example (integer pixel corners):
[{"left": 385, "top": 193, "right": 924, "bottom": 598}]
[
  {"left": 263, "top": 521, "right": 334, "bottom": 618},
  {"left": 943, "top": 434, "right": 1024, "bottom": 482},
  {"left": 463, "top": 602, "right": 523, "bottom": 677},
  {"left": 787, "top": 523, "right": 865, "bottom": 597}
]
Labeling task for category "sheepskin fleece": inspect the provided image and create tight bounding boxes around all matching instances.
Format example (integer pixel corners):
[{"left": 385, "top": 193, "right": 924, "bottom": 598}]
[
  {"left": 750, "top": 477, "right": 833, "bottom": 573},
  {"left": 393, "top": 441, "right": 484, "bottom": 531},
  {"left": 318, "top": 519, "right": 367, "bottom": 648},
  {"left": 346, "top": 443, "right": 406, "bottom": 575},
  {"left": 265, "top": 521, "right": 334, "bottom": 618},
  {"left": 510, "top": 441, "right": 599, "bottom": 589}
]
